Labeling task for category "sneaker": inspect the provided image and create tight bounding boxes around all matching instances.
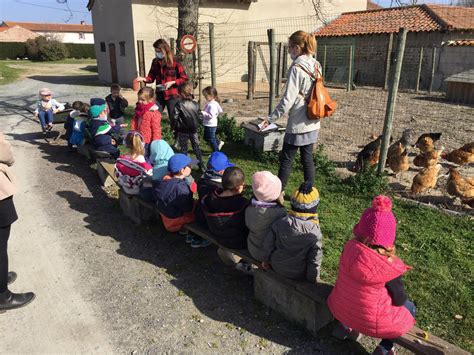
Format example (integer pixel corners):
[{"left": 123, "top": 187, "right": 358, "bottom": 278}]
[
  {"left": 47, "top": 124, "right": 53, "bottom": 131},
  {"left": 218, "top": 141, "right": 225, "bottom": 150},
  {"left": 235, "top": 261, "right": 254, "bottom": 275},
  {"left": 372, "top": 345, "right": 395, "bottom": 355},
  {"left": 191, "top": 238, "right": 211, "bottom": 248},
  {"left": 185, "top": 235, "right": 194, "bottom": 244}
]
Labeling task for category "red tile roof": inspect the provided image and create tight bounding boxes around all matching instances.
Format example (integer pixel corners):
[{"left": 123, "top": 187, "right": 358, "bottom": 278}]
[
  {"left": 367, "top": 1, "right": 383, "bottom": 10},
  {"left": 315, "top": 4, "right": 474, "bottom": 37},
  {"left": 1, "top": 21, "right": 93, "bottom": 33}
]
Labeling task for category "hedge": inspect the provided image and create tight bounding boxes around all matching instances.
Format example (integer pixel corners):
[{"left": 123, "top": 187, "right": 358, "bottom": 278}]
[
  {"left": 0, "top": 42, "right": 27, "bottom": 60},
  {"left": 0, "top": 42, "right": 96, "bottom": 60}
]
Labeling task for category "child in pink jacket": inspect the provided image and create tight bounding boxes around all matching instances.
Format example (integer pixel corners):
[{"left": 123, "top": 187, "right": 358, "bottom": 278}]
[{"left": 327, "top": 195, "right": 416, "bottom": 355}]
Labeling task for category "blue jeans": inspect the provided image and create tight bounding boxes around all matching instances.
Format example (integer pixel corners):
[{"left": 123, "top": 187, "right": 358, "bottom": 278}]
[
  {"left": 38, "top": 110, "right": 54, "bottom": 130},
  {"left": 380, "top": 300, "right": 416, "bottom": 351},
  {"left": 204, "top": 126, "right": 219, "bottom": 152}
]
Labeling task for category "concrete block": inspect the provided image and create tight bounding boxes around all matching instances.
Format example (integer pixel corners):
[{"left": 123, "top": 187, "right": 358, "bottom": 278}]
[
  {"left": 119, "top": 190, "right": 155, "bottom": 225},
  {"left": 77, "top": 143, "right": 92, "bottom": 160},
  {"left": 254, "top": 270, "right": 333, "bottom": 335},
  {"left": 97, "top": 160, "right": 116, "bottom": 188}
]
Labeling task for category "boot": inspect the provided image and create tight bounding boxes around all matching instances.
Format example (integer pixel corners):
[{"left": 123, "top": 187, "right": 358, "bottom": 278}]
[
  {"left": 7, "top": 271, "right": 17, "bottom": 285},
  {"left": 0, "top": 290, "right": 35, "bottom": 313}
]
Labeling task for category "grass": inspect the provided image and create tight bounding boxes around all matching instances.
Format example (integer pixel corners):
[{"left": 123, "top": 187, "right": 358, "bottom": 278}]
[
  {"left": 0, "top": 61, "right": 23, "bottom": 85},
  {"left": 120, "top": 106, "right": 473, "bottom": 351},
  {"left": 4, "top": 58, "right": 97, "bottom": 65}
]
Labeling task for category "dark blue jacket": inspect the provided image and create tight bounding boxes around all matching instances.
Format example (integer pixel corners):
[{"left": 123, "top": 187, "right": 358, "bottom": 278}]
[
  {"left": 153, "top": 177, "right": 194, "bottom": 219},
  {"left": 89, "top": 118, "right": 120, "bottom": 158}
]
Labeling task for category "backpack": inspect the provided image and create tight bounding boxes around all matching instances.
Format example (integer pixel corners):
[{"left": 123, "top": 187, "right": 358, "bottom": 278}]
[{"left": 296, "top": 64, "right": 337, "bottom": 120}]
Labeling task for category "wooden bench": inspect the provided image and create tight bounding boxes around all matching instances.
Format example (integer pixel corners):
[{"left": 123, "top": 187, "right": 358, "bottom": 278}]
[
  {"left": 118, "top": 190, "right": 158, "bottom": 225},
  {"left": 96, "top": 160, "right": 118, "bottom": 188}
]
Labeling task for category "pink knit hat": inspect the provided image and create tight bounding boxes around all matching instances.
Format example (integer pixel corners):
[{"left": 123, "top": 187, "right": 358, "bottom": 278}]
[
  {"left": 252, "top": 171, "right": 282, "bottom": 203},
  {"left": 39, "top": 88, "right": 52, "bottom": 96},
  {"left": 353, "top": 195, "right": 397, "bottom": 248}
]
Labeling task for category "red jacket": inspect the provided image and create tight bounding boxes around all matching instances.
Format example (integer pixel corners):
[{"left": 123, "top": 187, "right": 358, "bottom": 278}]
[
  {"left": 145, "top": 58, "right": 188, "bottom": 101},
  {"left": 131, "top": 106, "right": 162, "bottom": 144},
  {"left": 327, "top": 239, "right": 415, "bottom": 339}
]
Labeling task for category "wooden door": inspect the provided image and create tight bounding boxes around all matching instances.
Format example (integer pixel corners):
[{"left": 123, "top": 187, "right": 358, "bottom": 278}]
[{"left": 109, "top": 43, "right": 118, "bottom": 83}]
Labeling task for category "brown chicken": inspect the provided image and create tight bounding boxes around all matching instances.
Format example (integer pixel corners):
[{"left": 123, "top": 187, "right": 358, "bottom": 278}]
[
  {"left": 441, "top": 142, "right": 474, "bottom": 166},
  {"left": 413, "top": 147, "right": 443, "bottom": 168},
  {"left": 387, "top": 142, "right": 410, "bottom": 174},
  {"left": 354, "top": 135, "right": 392, "bottom": 172},
  {"left": 414, "top": 133, "right": 442, "bottom": 153},
  {"left": 411, "top": 164, "right": 442, "bottom": 194},
  {"left": 446, "top": 168, "right": 474, "bottom": 201}
]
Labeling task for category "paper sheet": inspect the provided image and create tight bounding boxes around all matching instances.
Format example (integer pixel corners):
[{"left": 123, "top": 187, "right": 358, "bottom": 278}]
[{"left": 258, "top": 122, "right": 278, "bottom": 132}]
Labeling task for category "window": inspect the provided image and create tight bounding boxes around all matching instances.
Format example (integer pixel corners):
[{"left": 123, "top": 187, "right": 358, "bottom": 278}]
[
  {"left": 119, "top": 41, "right": 126, "bottom": 56},
  {"left": 79, "top": 32, "right": 85, "bottom": 40},
  {"left": 100, "top": 42, "right": 106, "bottom": 52}
]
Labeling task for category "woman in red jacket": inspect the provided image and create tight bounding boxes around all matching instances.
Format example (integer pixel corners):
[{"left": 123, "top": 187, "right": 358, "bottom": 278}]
[{"left": 135, "top": 38, "right": 189, "bottom": 124}]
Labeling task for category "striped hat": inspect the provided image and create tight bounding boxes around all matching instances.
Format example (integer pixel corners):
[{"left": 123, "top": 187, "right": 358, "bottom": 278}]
[{"left": 290, "top": 182, "right": 320, "bottom": 213}]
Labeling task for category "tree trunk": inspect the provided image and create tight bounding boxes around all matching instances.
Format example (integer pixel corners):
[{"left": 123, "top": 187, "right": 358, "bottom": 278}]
[{"left": 178, "top": 0, "right": 199, "bottom": 84}]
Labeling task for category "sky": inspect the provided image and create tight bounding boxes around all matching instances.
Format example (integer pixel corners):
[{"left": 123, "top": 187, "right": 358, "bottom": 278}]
[{"left": 0, "top": 0, "right": 457, "bottom": 25}]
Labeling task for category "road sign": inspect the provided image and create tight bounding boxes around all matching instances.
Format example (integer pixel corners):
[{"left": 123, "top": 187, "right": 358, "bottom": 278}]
[{"left": 180, "top": 35, "right": 197, "bottom": 54}]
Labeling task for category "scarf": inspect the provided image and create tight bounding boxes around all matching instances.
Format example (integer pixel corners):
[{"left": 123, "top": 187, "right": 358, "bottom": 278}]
[
  {"left": 251, "top": 198, "right": 278, "bottom": 208},
  {"left": 288, "top": 210, "right": 319, "bottom": 225},
  {"left": 134, "top": 101, "right": 155, "bottom": 119}
]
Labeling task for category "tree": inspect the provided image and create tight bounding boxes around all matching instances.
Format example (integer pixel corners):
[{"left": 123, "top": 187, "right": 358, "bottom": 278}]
[
  {"left": 389, "top": 0, "right": 418, "bottom": 6},
  {"left": 177, "top": 0, "right": 199, "bottom": 83},
  {"left": 457, "top": 0, "right": 474, "bottom": 6}
]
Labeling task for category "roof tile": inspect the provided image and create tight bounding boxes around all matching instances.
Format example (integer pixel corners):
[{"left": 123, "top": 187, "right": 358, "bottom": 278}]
[{"left": 1, "top": 21, "right": 93, "bottom": 33}]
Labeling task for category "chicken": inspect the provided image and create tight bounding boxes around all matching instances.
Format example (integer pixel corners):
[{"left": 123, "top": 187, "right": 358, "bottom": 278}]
[
  {"left": 441, "top": 142, "right": 474, "bottom": 166},
  {"left": 388, "top": 128, "right": 412, "bottom": 158},
  {"left": 413, "top": 147, "right": 443, "bottom": 168},
  {"left": 387, "top": 142, "right": 410, "bottom": 175},
  {"left": 414, "top": 133, "right": 442, "bottom": 153},
  {"left": 411, "top": 164, "right": 441, "bottom": 194},
  {"left": 446, "top": 168, "right": 474, "bottom": 200},
  {"left": 354, "top": 135, "right": 392, "bottom": 172}
]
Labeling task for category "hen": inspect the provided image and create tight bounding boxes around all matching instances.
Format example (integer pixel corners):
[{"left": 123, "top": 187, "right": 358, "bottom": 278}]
[
  {"left": 354, "top": 135, "right": 392, "bottom": 172},
  {"left": 387, "top": 142, "right": 410, "bottom": 175},
  {"left": 413, "top": 147, "right": 443, "bottom": 168},
  {"left": 414, "top": 133, "right": 442, "bottom": 153},
  {"left": 411, "top": 164, "right": 441, "bottom": 194},
  {"left": 441, "top": 142, "right": 474, "bottom": 166},
  {"left": 446, "top": 168, "right": 474, "bottom": 204}
]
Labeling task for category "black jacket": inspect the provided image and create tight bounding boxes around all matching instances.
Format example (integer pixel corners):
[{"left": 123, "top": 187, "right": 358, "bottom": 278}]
[
  {"left": 172, "top": 98, "right": 202, "bottom": 133},
  {"left": 196, "top": 171, "right": 223, "bottom": 227},
  {"left": 105, "top": 94, "right": 128, "bottom": 119},
  {"left": 202, "top": 188, "right": 249, "bottom": 249}
]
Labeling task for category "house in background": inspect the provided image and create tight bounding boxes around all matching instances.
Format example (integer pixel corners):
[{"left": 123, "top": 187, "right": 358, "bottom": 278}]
[
  {"left": 0, "top": 25, "right": 38, "bottom": 42},
  {"left": 314, "top": 4, "right": 474, "bottom": 91},
  {"left": 87, "top": 0, "right": 368, "bottom": 87},
  {"left": 0, "top": 21, "right": 94, "bottom": 44}
]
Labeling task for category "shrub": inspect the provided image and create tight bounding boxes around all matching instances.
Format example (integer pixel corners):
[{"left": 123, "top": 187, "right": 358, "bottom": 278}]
[
  {"left": 0, "top": 42, "right": 26, "bottom": 59},
  {"left": 25, "top": 36, "right": 68, "bottom": 61},
  {"left": 64, "top": 43, "right": 96, "bottom": 59},
  {"left": 344, "top": 165, "right": 389, "bottom": 195},
  {"left": 217, "top": 114, "right": 244, "bottom": 144}
]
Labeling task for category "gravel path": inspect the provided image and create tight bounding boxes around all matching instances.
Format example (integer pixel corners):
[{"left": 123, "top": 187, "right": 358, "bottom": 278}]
[{"left": 0, "top": 68, "right": 374, "bottom": 353}]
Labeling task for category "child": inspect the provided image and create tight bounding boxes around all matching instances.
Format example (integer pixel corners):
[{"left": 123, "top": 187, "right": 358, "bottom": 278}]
[
  {"left": 105, "top": 83, "right": 128, "bottom": 127},
  {"left": 327, "top": 196, "right": 416, "bottom": 355},
  {"left": 68, "top": 103, "right": 89, "bottom": 149},
  {"left": 202, "top": 166, "right": 249, "bottom": 249},
  {"left": 131, "top": 87, "right": 162, "bottom": 156},
  {"left": 115, "top": 131, "right": 153, "bottom": 195},
  {"left": 154, "top": 153, "right": 197, "bottom": 234},
  {"left": 89, "top": 98, "right": 120, "bottom": 159},
  {"left": 173, "top": 81, "right": 205, "bottom": 171},
  {"left": 201, "top": 86, "right": 224, "bottom": 152},
  {"left": 34, "top": 88, "right": 65, "bottom": 134},
  {"left": 64, "top": 101, "right": 83, "bottom": 148},
  {"left": 261, "top": 182, "right": 322, "bottom": 284},
  {"left": 246, "top": 171, "right": 287, "bottom": 262}
]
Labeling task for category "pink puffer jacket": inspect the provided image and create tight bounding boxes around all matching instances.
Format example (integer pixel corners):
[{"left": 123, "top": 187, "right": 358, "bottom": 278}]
[{"left": 327, "top": 239, "right": 415, "bottom": 339}]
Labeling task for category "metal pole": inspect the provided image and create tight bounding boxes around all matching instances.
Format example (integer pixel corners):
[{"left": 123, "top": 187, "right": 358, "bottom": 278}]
[
  {"left": 378, "top": 28, "right": 408, "bottom": 174},
  {"left": 197, "top": 44, "right": 202, "bottom": 105},
  {"left": 267, "top": 28, "right": 276, "bottom": 115},
  {"left": 322, "top": 45, "right": 327, "bottom": 78},
  {"left": 384, "top": 33, "right": 394, "bottom": 91},
  {"left": 415, "top": 46, "right": 423, "bottom": 93},
  {"left": 429, "top": 46, "right": 437, "bottom": 93},
  {"left": 209, "top": 23, "right": 216, "bottom": 88},
  {"left": 347, "top": 44, "right": 353, "bottom": 92}
]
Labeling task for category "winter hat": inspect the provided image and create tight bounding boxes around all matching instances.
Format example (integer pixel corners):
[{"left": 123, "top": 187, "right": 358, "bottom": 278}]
[
  {"left": 39, "top": 88, "right": 52, "bottom": 96},
  {"left": 207, "top": 151, "right": 234, "bottom": 172},
  {"left": 290, "top": 182, "right": 320, "bottom": 213},
  {"left": 252, "top": 171, "right": 282, "bottom": 203},
  {"left": 353, "top": 195, "right": 397, "bottom": 248},
  {"left": 89, "top": 98, "right": 107, "bottom": 118}
]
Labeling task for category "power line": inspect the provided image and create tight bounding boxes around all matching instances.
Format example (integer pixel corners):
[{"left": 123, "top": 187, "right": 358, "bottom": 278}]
[{"left": 12, "top": 0, "right": 89, "bottom": 14}]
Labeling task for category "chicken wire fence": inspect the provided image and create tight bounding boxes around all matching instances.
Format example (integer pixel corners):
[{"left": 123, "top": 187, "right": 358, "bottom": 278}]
[{"left": 135, "top": 12, "right": 473, "bottom": 207}]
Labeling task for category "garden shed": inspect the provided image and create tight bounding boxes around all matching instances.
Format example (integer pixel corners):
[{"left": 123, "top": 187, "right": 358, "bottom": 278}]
[{"left": 445, "top": 69, "right": 474, "bottom": 104}]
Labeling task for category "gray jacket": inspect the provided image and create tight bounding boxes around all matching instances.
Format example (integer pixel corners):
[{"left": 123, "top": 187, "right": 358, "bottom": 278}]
[
  {"left": 245, "top": 204, "right": 287, "bottom": 262},
  {"left": 262, "top": 215, "right": 323, "bottom": 283},
  {"left": 269, "top": 55, "right": 322, "bottom": 134}
]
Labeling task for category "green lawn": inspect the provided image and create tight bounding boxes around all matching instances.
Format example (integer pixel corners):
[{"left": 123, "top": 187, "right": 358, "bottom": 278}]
[
  {"left": 123, "top": 108, "right": 473, "bottom": 352},
  {"left": 0, "top": 61, "right": 23, "bottom": 85}
]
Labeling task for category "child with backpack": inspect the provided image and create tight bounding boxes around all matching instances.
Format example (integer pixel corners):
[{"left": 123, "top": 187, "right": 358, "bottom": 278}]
[
  {"left": 328, "top": 196, "right": 416, "bottom": 355},
  {"left": 115, "top": 131, "right": 152, "bottom": 195}
]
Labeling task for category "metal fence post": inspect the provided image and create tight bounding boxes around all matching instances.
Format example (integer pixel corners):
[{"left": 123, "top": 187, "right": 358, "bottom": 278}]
[
  {"left": 415, "top": 46, "right": 423, "bottom": 93},
  {"left": 429, "top": 46, "right": 437, "bottom": 93},
  {"left": 378, "top": 28, "right": 407, "bottom": 175},
  {"left": 267, "top": 28, "right": 277, "bottom": 114},
  {"left": 209, "top": 23, "right": 216, "bottom": 88},
  {"left": 347, "top": 44, "right": 353, "bottom": 92},
  {"left": 384, "top": 33, "right": 394, "bottom": 91},
  {"left": 247, "top": 41, "right": 255, "bottom": 100}
]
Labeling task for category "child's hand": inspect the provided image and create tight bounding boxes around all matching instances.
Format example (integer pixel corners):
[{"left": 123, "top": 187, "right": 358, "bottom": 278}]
[
  {"left": 261, "top": 262, "right": 271, "bottom": 270},
  {"left": 120, "top": 123, "right": 127, "bottom": 128},
  {"left": 111, "top": 138, "right": 117, "bottom": 145}
]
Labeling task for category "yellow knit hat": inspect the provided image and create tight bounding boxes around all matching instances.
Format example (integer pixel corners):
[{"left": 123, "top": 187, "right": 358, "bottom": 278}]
[{"left": 290, "top": 182, "right": 320, "bottom": 213}]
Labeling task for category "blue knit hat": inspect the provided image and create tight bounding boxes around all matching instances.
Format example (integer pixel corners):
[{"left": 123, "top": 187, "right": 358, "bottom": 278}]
[{"left": 89, "top": 98, "right": 107, "bottom": 118}]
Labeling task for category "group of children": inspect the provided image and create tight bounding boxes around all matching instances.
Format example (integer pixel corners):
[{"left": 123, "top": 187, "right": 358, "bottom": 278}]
[{"left": 40, "top": 82, "right": 415, "bottom": 355}]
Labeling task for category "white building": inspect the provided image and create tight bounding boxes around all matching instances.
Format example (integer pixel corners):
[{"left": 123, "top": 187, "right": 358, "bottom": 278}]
[
  {"left": 87, "top": 0, "right": 369, "bottom": 87},
  {"left": 0, "top": 21, "right": 94, "bottom": 44}
]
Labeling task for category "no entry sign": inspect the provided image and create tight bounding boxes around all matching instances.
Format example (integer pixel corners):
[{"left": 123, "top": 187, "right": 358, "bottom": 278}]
[{"left": 180, "top": 35, "right": 197, "bottom": 54}]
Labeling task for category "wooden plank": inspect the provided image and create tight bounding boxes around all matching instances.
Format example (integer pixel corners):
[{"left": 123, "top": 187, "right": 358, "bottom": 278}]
[{"left": 98, "top": 161, "right": 118, "bottom": 183}]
